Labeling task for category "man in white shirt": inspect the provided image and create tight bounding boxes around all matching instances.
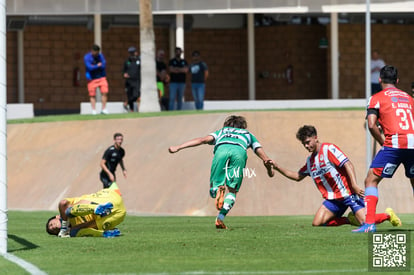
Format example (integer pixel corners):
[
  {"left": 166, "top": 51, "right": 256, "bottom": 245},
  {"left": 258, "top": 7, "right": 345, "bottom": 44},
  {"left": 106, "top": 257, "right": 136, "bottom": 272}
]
[{"left": 371, "top": 50, "right": 385, "bottom": 95}]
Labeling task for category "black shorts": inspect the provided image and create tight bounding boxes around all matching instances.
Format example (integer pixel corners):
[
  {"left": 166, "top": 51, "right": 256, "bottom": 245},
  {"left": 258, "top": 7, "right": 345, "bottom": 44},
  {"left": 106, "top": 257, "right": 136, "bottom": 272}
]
[
  {"left": 100, "top": 171, "right": 115, "bottom": 188},
  {"left": 125, "top": 81, "right": 141, "bottom": 100}
]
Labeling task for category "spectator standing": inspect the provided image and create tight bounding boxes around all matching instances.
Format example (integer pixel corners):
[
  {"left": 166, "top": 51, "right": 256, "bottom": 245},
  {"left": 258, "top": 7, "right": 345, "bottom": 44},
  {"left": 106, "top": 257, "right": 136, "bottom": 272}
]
[
  {"left": 168, "top": 47, "right": 188, "bottom": 110},
  {"left": 189, "top": 51, "right": 209, "bottom": 110},
  {"left": 371, "top": 50, "right": 386, "bottom": 95},
  {"left": 156, "top": 49, "right": 170, "bottom": 110},
  {"left": 84, "top": 44, "right": 109, "bottom": 115},
  {"left": 122, "top": 46, "right": 141, "bottom": 112}
]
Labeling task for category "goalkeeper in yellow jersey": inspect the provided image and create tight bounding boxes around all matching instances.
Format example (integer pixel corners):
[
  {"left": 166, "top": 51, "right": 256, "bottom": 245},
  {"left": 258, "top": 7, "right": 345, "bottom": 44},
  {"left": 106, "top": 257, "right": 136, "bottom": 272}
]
[{"left": 46, "top": 182, "right": 126, "bottom": 238}]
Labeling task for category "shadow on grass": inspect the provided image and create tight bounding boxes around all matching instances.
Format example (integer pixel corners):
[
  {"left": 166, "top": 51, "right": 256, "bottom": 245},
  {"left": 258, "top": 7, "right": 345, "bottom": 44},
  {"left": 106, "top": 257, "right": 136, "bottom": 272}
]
[{"left": 7, "top": 234, "right": 39, "bottom": 252}]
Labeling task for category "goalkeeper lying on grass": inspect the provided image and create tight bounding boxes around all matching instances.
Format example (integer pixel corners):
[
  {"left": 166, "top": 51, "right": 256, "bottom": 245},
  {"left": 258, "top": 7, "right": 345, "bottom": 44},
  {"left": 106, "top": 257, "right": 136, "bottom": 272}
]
[{"left": 46, "top": 182, "right": 126, "bottom": 238}]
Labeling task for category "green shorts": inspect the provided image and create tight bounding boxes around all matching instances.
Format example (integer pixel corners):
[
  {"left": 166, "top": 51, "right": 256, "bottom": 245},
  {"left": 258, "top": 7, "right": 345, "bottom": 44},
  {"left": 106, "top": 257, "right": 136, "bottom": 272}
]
[
  {"left": 157, "top": 82, "right": 165, "bottom": 97},
  {"left": 210, "top": 144, "right": 247, "bottom": 192}
]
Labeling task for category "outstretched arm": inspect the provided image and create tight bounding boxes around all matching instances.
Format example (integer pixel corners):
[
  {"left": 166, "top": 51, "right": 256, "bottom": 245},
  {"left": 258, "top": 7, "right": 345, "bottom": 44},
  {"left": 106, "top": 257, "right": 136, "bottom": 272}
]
[
  {"left": 254, "top": 147, "right": 274, "bottom": 177},
  {"left": 169, "top": 135, "right": 214, "bottom": 153},
  {"left": 272, "top": 161, "right": 306, "bottom": 182}
]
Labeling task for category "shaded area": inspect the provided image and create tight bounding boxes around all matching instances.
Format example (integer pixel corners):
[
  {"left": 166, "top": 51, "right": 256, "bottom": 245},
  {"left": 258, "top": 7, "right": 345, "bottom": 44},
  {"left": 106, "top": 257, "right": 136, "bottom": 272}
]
[{"left": 7, "top": 234, "right": 39, "bottom": 253}]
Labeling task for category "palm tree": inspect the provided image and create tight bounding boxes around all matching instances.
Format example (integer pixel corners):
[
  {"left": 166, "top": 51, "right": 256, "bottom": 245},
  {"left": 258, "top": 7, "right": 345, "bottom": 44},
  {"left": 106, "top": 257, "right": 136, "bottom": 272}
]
[{"left": 139, "top": 0, "right": 160, "bottom": 112}]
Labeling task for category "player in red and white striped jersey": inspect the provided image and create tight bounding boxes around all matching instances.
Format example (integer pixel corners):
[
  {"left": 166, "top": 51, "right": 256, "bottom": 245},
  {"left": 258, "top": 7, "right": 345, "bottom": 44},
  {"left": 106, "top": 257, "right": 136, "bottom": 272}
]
[
  {"left": 298, "top": 142, "right": 354, "bottom": 201},
  {"left": 269, "top": 125, "right": 397, "bottom": 228},
  {"left": 354, "top": 65, "right": 410, "bottom": 233}
]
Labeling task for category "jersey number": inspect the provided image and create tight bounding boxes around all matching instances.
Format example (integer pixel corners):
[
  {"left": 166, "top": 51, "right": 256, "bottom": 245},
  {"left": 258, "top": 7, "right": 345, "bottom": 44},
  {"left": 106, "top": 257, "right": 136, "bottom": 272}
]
[{"left": 396, "top": 108, "right": 414, "bottom": 130}]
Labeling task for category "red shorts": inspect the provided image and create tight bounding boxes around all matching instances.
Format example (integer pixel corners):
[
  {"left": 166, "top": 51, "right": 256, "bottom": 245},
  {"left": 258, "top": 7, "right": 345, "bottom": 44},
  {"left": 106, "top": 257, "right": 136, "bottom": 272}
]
[{"left": 87, "top": 77, "right": 109, "bottom": 96}]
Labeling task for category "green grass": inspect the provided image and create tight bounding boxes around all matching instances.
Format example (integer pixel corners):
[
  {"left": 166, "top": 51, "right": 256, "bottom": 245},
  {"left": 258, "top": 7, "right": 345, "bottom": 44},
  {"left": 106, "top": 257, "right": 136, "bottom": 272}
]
[
  {"left": 7, "top": 107, "right": 365, "bottom": 124},
  {"left": 2, "top": 211, "right": 413, "bottom": 274}
]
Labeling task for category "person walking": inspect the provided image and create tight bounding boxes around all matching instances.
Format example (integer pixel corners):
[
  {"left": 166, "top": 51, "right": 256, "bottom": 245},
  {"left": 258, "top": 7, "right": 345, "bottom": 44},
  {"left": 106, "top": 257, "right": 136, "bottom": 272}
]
[
  {"left": 100, "top": 133, "right": 127, "bottom": 189},
  {"left": 122, "top": 46, "right": 141, "bottom": 112}
]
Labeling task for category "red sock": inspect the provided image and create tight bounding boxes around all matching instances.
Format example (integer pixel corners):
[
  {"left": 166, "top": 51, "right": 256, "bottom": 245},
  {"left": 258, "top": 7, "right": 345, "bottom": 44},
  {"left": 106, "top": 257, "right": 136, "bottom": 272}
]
[
  {"left": 365, "top": 195, "right": 378, "bottom": 224},
  {"left": 375, "top": 213, "right": 389, "bottom": 224},
  {"left": 325, "top": 217, "right": 349, "bottom": 226}
]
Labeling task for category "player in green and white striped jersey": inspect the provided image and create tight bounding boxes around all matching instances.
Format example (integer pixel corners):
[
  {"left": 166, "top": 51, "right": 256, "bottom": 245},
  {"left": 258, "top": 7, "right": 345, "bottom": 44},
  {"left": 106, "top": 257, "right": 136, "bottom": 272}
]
[{"left": 169, "top": 115, "right": 274, "bottom": 229}]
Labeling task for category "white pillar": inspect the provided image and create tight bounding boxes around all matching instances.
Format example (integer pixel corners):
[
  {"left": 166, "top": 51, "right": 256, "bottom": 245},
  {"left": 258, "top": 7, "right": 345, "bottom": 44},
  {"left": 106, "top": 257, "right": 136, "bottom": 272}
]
[
  {"left": 17, "top": 30, "right": 24, "bottom": 103},
  {"left": 169, "top": 25, "right": 175, "bottom": 58},
  {"left": 176, "top": 14, "right": 184, "bottom": 54},
  {"left": 176, "top": 14, "right": 185, "bottom": 101},
  {"left": 94, "top": 14, "right": 102, "bottom": 48},
  {"left": 0, "top": 0, "right": 8, "bottom": 255},
  {"left": 365, "top": 0, "right": 372, "bottom": 170},
  {"left": 94, "top": 14, "right": 102, "bottom": 103},
  {"left": 247, "top": 13, "right": 255, "bottom": 100},
  {"left": 330, "top": 13, "right": 339, "bottom": 99}
]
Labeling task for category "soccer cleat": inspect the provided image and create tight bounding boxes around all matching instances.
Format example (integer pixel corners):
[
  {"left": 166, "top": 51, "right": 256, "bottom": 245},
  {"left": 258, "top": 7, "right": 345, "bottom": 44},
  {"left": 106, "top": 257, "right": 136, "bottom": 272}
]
[
  {"left": 352, "top": 223, "right": 376, "bottom": 233},
  {"left": 101, "top": 109, "right": 109, "bottom": 115},
  {"left": 215, "top": 218, "right": 227, "bottom": 229},
  {"left": 92, "top": 110, "right": 97, "bottom": 115},
  {"left": 215, "top": 186, "right": 226, "bottom": 210},
  {"left": 123, "top": 104, "right": 129, "bottom": 113},
  {"left": 385, "top": 208, "right": 402, "bottom": 227},
  {"left": 347, "top": 212, "right": 360, "bottom": 226},
  {"left": 94, "top": 202, "right": 113, "bottom": 217},
  {"left": 209, "top": 187, "right": 218, "bottom": 198},
  {"left": 103, "top": 228, "right": 121, "bottom": 238}
]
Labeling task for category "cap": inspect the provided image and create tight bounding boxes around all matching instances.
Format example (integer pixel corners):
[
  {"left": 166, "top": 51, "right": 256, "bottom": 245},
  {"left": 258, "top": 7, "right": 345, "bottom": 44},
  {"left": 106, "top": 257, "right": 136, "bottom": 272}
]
[{"left": 128, "top": 46, "right": 137, "bottom": 53}]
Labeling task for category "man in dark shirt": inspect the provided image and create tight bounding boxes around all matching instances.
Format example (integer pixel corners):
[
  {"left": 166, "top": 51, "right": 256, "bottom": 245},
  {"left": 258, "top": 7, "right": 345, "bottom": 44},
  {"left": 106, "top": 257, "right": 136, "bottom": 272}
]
[
  {"left": 156, "top": 49, "right": 169, "bottom": 110},
  {"left": 189, "top": 50, "right": 209, "bottom": 110},
  {"left": 168, "top": 47, "right": 188, "bottom": 111},
  {"left": 100, "top": 133, "right": 127, "bottom": 188},
  {"left": 123, "top": 46, "right": 141, "bottom": 112}
]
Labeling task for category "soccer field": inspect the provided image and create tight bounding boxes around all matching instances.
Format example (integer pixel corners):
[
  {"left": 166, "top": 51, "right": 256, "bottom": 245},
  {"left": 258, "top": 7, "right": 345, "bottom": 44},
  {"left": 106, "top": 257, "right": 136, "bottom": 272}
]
[{"left": 2, "top": 211, "right": 413, "bottom": 274}]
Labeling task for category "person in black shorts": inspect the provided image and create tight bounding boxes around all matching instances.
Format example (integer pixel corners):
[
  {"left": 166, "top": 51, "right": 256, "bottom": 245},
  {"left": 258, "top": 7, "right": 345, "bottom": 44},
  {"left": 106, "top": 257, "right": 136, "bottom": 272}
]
[
  {"left": 100, "top": 133, "right": 127, "bottom": 188},
  {"left": 122, "top": 46, "right": 141, "bottom": 112}
]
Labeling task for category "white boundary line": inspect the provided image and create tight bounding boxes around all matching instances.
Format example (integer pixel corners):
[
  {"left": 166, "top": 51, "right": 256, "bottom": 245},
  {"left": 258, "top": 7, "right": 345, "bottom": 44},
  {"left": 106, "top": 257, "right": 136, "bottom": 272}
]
[
  {"left": 2, "top": 252, "right": 47, "bottom": 275},
  {"left": 138, "top": 269, "right": 368, "bottom": 275},
  {"left": 2, "top": 252, "right": 368, "bottom": 275}
]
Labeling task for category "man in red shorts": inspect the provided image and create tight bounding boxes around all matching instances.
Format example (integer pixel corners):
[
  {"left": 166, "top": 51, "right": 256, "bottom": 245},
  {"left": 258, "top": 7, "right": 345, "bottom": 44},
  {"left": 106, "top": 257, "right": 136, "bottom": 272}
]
[
  {"left": 353, "top": 65, "right": 411, "bottom": 233},
  {"left": 84, "top": 44, "right": 109, "bottom": 115}
]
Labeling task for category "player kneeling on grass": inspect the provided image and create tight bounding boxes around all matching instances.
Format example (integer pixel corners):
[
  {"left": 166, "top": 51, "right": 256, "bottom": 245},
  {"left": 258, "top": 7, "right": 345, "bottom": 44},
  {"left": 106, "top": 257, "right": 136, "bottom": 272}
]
[
  {"left": 46, "top": 182, "right": 126, "bottom": 238},
  {"left": 268, "top": 125, "right": 401, "bottom": 228},
  {"left": 169, "top": 115, "right": 274, "bottom": 229}
]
